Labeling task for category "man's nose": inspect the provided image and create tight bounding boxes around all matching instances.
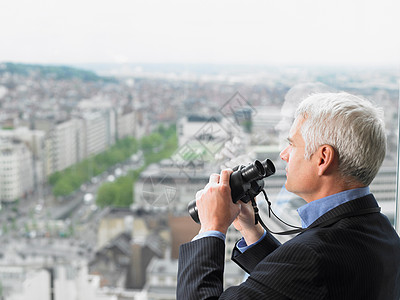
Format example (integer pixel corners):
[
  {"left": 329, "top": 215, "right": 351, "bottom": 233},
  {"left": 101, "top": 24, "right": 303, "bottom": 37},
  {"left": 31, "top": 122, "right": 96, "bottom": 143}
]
[{"left": 280, "top": 146, "right": 289, "bottom": 162}]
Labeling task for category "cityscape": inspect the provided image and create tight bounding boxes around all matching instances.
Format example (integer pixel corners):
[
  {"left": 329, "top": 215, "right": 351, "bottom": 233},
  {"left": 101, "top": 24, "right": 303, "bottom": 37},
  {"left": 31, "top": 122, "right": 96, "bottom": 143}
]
[{"left": 0, "top": 62, "right": 399, "bottom": 299}]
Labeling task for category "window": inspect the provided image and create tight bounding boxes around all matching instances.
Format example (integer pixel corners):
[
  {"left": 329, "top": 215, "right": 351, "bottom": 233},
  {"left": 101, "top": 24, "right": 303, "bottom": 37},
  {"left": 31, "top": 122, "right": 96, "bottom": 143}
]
[{"left": 0, "top": 1, "right": 398, "bottom": 299}]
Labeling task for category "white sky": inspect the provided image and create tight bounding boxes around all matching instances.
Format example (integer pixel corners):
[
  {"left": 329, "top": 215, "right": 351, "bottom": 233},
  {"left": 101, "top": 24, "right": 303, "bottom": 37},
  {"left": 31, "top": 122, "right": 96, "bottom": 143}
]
[{"left": 0, "top": 0, "right": 399, "bottom": 66}]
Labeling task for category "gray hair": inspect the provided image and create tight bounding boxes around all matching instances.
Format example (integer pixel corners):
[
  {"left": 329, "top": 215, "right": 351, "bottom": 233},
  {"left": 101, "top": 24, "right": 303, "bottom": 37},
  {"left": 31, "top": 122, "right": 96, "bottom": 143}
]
[{"left": 294, "top": 92, "right": 386, "bottom": 186}]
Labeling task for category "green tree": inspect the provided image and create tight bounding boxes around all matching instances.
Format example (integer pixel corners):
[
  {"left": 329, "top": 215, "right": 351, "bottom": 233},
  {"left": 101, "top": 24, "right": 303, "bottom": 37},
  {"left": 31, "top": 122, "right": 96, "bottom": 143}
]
[
  {"left": 114, "top": 176, "right": 134, "bottom": 207},
  {"left": 96, "top": 183, "right": 120, "bottom": 208},
  {"left": 141, "top": 133, "right": 163, "bottom": 152},
  {"left": 53, "top": 180, "right": 74, "bottom": 197}
]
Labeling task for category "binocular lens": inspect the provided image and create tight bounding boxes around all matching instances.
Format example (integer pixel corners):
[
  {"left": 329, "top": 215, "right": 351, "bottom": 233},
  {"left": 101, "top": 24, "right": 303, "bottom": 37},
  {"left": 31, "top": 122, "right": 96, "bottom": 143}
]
[{"left": 241, "top": 160, "right": 266, "bottom": 182}]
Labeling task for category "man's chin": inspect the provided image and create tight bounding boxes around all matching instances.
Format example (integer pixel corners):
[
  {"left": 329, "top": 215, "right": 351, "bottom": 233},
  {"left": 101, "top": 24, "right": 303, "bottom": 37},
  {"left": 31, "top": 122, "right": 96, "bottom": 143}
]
[{"left": 284, "top": 182, "right": 293, "bottom": 193}]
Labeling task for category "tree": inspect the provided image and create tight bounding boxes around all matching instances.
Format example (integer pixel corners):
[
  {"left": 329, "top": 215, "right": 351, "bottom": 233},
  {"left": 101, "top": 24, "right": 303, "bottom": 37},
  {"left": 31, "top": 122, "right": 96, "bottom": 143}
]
[
  {"left": 96, "top": 183, "right": 119, "bottom": 208},
  {"left": 53, "top": 180, "right": 74, "bottom": 197}
]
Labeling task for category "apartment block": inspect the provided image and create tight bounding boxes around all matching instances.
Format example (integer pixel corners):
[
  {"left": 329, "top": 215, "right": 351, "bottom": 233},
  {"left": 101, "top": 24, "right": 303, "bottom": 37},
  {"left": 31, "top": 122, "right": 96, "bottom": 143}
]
[
  {"left": 81, "top": 110, "right": 116, "bottom": 157},
  {"left": 0, "top": 139, "right": 33, "bottom": 202},
  {"left": 0, "top": 127, "right": 46, "bottom": 186},
  {"left": 45, "top": 118, "right": 84, "bottom": 176}
]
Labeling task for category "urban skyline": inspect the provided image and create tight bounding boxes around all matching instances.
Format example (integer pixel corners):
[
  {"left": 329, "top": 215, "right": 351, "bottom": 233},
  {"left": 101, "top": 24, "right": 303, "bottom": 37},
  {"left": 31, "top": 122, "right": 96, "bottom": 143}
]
[{"left": 0, "top": 61, "right": 399, "bottom": 299}]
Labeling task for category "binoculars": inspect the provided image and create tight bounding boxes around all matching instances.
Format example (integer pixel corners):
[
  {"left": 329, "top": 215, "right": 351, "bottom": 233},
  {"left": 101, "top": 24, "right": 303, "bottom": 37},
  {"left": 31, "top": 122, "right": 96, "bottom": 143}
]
[{"left": 188, "top": 159, "right": 276, "bottom": 224}]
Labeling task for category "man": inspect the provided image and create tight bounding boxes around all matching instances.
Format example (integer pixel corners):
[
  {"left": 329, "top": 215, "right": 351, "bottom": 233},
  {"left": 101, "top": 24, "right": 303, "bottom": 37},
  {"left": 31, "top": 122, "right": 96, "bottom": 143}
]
[{"left": 177, "top": 92, "right": 400, "bottom": 299}]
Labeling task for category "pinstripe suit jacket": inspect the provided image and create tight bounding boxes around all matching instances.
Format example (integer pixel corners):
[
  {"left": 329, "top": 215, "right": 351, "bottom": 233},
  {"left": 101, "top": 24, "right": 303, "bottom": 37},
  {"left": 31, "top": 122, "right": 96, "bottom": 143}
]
[{"left": 177, "top": 194, "right": 400, "bottom": 299}]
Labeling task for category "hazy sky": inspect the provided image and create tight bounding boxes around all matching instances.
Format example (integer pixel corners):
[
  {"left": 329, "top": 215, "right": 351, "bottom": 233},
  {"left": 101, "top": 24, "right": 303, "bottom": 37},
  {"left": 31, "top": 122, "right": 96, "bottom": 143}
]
[{"left": 0, "top": 0, "right": 399, "bottom": 66}]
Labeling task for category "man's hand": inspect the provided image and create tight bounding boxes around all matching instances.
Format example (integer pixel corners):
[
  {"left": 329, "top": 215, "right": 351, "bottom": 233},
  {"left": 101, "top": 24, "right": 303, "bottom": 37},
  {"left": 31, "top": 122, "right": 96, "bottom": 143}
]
[
  {"left": 233, "top": 200, "right": 264, "bottom": 245},
  {"left": 196, "top": 169, "right": 241, "bottom": 235}
]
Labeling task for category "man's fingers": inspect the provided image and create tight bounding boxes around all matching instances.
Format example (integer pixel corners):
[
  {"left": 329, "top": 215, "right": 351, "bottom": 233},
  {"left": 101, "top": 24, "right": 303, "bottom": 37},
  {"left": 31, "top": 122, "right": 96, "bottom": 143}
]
[
  {"left": 220, "top": 169, "right": 233, "bottom": 185},
  {"left": 209, "top": 173, "right": 220, "bottom": 184}
]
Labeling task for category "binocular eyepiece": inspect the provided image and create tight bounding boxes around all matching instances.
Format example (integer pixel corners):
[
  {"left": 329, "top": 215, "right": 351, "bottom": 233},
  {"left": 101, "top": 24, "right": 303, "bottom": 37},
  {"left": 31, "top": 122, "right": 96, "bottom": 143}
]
[{"left": 188, "top": 159, "right": 276, "bottom": 224}]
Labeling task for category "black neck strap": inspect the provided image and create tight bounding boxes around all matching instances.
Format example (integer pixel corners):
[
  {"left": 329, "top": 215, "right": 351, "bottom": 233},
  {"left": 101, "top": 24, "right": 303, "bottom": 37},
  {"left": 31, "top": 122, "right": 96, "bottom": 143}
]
[{"left": 252, "top": 191, "right": 381, "bottom": 236}]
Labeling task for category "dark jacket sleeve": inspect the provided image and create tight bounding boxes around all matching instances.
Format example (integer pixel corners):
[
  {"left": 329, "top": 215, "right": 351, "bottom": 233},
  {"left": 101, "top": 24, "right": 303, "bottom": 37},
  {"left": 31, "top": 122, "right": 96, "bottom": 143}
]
[
  {"left": 231, "top": 231, "right": 281, "bottom": 274},
  {"left": 177, "top": 237, "right": 225, "bottom": 300}
]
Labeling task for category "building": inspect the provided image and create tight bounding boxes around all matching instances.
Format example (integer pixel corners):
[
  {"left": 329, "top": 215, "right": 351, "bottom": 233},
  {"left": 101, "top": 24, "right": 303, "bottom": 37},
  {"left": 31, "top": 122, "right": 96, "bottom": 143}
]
[
  {"left": 2, "top": 264, "right": 118, "bottom": 300},
  {"left": 0, "top": 267, "right": 51, "bottom": 300},
  {"left": 90, "top": 231, "right": 164, "bottom": 291},
  {"left": 96, "top": 208, "right": 136, "bottom": 250},
  {"left": 43, "top": 110, "right": 118, "bottom": 176},
  {"left": 144, "top": 258, "right": 177, "bottom": 300},
  {"left": 116, "top": 107, "right": 136, "bottom": 140},
  {"left": 94, "top": 208, "right": 168, "bottom": 290},
  {"left": 81, "top": 112, "right": 110, "bottom": 157},
  {"left": 129, "top": 235, "right": 164, "bottom": 289},
  {"left": 44, "top": 118, "right": 84, "bottom": 176},
  {"left": 89, "top": 232, "right": 133, "bottom": 288},
  {"left": 168, "top": 215, "right": 200, "bottom": 259},
  {"left": 0, "top": 139, "right": 34, "bottom": 202},
  {"left": 0, "top": 237, "right": 118, "bottom": 300},
  {"left": 0, "top": 127, "right": 46, "bottom": 186}
]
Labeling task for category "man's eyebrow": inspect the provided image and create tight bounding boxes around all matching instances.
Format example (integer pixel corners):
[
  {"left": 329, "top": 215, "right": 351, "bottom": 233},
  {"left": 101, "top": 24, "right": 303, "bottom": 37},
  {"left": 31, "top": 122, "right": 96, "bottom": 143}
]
[{"left": 286, "top": 137, "right": 293, "bottom": 144}]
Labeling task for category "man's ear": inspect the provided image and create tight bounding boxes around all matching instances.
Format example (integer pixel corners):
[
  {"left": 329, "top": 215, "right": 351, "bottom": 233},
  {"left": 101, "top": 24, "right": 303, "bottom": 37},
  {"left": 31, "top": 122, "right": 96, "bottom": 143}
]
[{"left": 317, "top": 145, "right": 336, "bottom": 176}]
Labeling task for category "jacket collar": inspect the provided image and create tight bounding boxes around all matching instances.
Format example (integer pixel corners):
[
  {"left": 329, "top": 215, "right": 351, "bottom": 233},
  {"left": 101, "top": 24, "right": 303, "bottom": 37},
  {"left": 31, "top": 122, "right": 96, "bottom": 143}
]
[{"left": 308, "top": 194, "right": 380, "bottom": 229}]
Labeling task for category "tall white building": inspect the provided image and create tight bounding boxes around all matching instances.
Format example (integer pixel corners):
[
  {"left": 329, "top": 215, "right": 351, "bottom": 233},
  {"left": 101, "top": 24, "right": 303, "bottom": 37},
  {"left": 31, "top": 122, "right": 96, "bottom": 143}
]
[
  {"left": 45, "top": 118, "right": 84, "bottom": 176},
  {"left": 77, "top": 98, "right": 117, "bottom": 146},
  {"left": 81, "top": 111, "right": 115, "bottom": 157},
  {"left": 0, "top": 139, "right": 34, "bottom": 202},
  {"left": 0, "top": 127, "right": 46, "bottom": 186}
]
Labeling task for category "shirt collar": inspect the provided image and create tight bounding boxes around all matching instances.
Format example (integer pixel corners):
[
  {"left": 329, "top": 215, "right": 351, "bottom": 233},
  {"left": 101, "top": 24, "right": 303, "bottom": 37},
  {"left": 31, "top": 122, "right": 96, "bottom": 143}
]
[{"left": 297, "top": 186, "right": 370, "bottom": 228}]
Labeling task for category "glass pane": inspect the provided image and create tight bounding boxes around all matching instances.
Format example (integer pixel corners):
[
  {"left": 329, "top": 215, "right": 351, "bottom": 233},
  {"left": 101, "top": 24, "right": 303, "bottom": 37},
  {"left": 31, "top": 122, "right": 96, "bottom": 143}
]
[
  {"left": 0, "top": 1, "right": 399, "bottom": 298},
  {"left": 396, "top": 87, "right": 400, "bottom": 234}
]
